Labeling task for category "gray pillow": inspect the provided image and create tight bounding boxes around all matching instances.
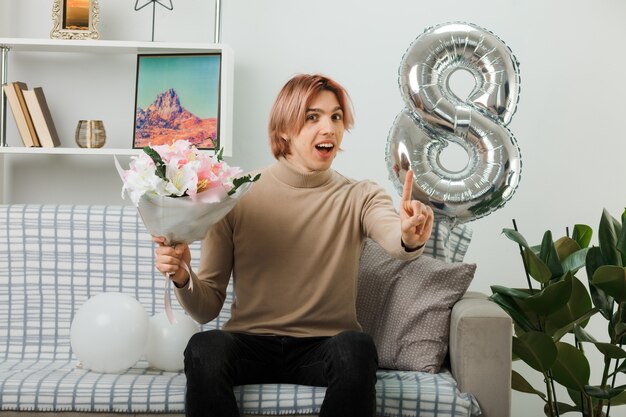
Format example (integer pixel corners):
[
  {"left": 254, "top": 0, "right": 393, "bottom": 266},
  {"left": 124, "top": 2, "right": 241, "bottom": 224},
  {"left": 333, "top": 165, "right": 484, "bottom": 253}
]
[{"left": 357, "top": 239, "right": 476, "bottom": 373}]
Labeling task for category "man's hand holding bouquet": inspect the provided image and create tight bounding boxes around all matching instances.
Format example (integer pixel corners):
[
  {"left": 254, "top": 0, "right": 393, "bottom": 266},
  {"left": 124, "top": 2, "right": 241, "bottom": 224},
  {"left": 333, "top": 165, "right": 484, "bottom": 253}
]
[{"left": 115, "top": 140, "right": 259, "bottom": 323}]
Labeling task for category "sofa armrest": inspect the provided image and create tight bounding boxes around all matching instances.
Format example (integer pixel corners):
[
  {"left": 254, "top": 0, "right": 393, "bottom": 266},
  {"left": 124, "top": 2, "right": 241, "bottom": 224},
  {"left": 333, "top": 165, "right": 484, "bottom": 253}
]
[{"left": 449, "top": 291, "right": 512, "bottom": 417}]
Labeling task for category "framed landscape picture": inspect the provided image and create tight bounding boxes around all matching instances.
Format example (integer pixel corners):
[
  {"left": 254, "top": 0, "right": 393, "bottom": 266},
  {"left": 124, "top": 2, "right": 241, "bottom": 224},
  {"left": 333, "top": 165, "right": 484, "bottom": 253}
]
[{"left": 133, "top": 53, "right": 222, "bottom": 150}]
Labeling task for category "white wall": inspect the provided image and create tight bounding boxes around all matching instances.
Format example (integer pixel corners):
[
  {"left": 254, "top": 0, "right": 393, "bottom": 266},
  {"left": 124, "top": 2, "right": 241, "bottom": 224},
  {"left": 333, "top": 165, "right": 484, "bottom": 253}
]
[{"left": 3, "top": 1, "right": 626, "bottom": 416}]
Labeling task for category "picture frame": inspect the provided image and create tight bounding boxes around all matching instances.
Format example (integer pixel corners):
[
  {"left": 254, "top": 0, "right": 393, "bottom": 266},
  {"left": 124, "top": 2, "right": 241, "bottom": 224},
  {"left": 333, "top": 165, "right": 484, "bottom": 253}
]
[
  {"left": 133, "top": 53, "right": 223, "bottom": 151},
  {"left": 51, "top": 0, "right": 100, "bottom": 40}
]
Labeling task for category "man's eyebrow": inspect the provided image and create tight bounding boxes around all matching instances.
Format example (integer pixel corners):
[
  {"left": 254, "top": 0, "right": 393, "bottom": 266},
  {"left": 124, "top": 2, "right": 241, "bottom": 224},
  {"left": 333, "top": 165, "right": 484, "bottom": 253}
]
[{"left": 306, "top": 106, "right": 344, "bottom": 113}]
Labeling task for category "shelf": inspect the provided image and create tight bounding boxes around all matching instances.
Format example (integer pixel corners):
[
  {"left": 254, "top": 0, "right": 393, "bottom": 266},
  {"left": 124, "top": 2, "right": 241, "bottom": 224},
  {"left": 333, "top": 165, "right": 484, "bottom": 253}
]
[
  {"left": 0, "top": 146, "right": 143, "bottom": 156},
  {"left": 0, "top": 37, "right": 234, "bottom": 203},
  {"left": 0, "top": 37, "right": 226, "bottom": 54}
]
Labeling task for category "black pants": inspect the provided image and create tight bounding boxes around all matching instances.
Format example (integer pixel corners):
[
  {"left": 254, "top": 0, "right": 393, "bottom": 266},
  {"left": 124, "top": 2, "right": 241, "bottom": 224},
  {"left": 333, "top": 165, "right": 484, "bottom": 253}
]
[{"left": 183, "top": 329, "right": 378, "bottom": 417}]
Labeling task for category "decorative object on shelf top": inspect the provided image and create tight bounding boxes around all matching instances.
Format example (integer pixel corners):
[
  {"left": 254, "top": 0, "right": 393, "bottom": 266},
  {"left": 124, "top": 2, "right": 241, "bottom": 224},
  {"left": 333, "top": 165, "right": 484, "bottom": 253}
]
[
  {"left": 75, "top": 120, "right": 106, "bottom": 148},
  {"left": 51, "top": 0, "right": 100, "bottom": 40},
  {"left": 134, "top": 0, "right": 174, "bottom": 42}
]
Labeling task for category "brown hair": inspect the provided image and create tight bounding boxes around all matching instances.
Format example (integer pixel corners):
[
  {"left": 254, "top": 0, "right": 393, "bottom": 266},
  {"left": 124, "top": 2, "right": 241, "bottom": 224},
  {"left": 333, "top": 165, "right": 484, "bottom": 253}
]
[{"left": 268, "top": 74, "right": 354, "bottom": 159}]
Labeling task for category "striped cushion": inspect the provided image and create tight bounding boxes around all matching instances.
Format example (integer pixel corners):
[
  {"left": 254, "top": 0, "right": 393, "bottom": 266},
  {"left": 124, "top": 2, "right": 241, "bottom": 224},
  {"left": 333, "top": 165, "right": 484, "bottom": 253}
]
[{"left": 0, "top": 204, "right": 479, "bottom": 416}]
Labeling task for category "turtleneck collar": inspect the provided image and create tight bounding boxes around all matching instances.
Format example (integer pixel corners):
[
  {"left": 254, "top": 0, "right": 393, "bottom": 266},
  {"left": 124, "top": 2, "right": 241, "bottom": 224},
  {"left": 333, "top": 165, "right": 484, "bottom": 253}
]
[{"left": 270, "top": 157, "right": 333, "bottom": 188}]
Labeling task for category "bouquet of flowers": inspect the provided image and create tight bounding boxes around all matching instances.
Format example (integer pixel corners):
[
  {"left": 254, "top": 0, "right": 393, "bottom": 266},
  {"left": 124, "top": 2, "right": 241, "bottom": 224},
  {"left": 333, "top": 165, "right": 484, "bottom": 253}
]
[
  {"left": 115, "top": 140, "right": 259, "bottom": 324},
  {"left": 115, "top": 140, "right": 259, "bottom": 244}
]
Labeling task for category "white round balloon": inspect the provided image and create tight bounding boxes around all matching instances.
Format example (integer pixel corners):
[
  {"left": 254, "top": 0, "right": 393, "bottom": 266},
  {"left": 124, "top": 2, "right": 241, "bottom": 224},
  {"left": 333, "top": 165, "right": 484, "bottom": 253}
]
[
  {"left": 70, "top": 292, "right": 149, "bottom": 373},
  {"left": 145, "top": 312, "right": 200, "bottom": 372}
]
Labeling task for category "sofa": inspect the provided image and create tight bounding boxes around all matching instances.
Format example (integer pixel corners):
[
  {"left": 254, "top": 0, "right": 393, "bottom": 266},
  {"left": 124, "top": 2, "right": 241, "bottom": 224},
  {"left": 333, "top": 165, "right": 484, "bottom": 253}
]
[{"left": 0, "top": 204, "right": 512, "bottom": 417}]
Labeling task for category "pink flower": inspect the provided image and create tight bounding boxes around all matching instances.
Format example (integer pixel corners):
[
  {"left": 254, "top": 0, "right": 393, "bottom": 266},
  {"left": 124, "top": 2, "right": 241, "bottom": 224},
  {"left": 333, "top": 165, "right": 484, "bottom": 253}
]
[{"left": 119, "top": 140, "right": 259, "bottom": 206}]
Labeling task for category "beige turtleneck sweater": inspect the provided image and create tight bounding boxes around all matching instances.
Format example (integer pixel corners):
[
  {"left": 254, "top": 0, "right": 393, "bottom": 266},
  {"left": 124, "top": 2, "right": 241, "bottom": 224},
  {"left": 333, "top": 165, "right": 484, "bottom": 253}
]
[{"left": 174, "top": 158, "right": 422, "bottom": 337}]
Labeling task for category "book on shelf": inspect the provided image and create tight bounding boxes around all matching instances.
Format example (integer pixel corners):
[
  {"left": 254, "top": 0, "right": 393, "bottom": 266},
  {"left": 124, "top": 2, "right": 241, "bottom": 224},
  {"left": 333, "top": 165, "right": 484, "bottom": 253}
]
[
  {"left": 22, "top": 87, "right": 61, "bottom": 148},
  {"left": 1, "top": 81, "right": 41, "bottom": 147}
]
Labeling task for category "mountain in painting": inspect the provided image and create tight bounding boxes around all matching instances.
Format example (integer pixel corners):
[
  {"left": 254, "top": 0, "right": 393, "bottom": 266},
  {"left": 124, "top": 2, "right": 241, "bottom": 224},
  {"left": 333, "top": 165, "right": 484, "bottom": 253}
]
[{"left": 134, "top": 88, "right": 217, "bottom": 149}]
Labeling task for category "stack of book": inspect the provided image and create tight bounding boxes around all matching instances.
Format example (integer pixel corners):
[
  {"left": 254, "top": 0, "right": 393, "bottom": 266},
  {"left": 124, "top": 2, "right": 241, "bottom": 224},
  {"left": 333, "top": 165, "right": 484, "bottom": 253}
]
[{"left": 2, "top": 81, "right": 61, "bottom": 148}]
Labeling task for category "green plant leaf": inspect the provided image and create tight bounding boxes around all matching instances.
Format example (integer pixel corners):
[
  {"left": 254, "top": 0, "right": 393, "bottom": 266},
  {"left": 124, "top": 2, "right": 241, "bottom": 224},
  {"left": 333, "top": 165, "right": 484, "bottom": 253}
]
[
  {"left": 619, "top": 208, "right": 626, "bottom": 265},
  {"left": 584, "top": 384, "right": 626, "bottom": 400},
  {"left": 551, "top": 308, "right": 599, "bottom": 342},
  {"left": 586, "top": 247, "right": 614, "bottom": 320},
  {"left": 540, "top": 230, "right": 564, "bottom": 278},
  {"left": 573, "top": 323, "right": 598, "bottom": 343},
  {"left": 561, "top": 248, "right": 589, "bottom": 275},
  {"left": 572, "top": 224, "right": 592, "bottom": 249},
  {"left": 599, "top": 208, "right": 622, "bottom": 267},
  {"left": 491, "top": 286, "right": 532, "bottom": 300},
  {"left": 523, "top": 247, "right": 553, "bottom": 284},
  {"left": 594, "top": 342, "right": 626, "bottom": 359},
  {"left": 593, "top": 265, "right": 626, "bottom": 303},
  {"left": 555, "top": 236, "right": 581, "bottom": 263},
  {"left": 511, "top": 369, "right": 546, "bottom": 399},
  {"left": 512, "top": 331, "right": 557, "bottom": 373},
  {"left": 489, "top": 292, "right": 537, "bottom": 332},
  {"left": 545, "top": 277, "right": 594, "bottom": 337},
  {"left": 608, "top": 385, "right": 626, "bottom": 405},
  {"left": 502, "top": 228, "right": 532, "bottom": 249},
  {"left": 550, "top": 341, "right": 590, "bottom": 391},
  {"left": 553, "top": 402, "right": 581, "bottom": 415},
  {"left": 522, "top": 273, "right": 573, "bottom": 316},
  {"left": 609, "top": 359, "right": 626, "bottom": 377}
]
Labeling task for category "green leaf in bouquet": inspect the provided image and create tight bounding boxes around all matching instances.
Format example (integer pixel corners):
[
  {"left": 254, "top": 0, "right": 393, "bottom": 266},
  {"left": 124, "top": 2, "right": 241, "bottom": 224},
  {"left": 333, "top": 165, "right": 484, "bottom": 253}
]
[
  {"left": 540, "top": 231, "right": 564, "bottom": 278},
  {"left": 215, "top": 147, "right": 224, "bottom": 162},
  {"left": 593, "top": 265, "right": 626, "bottom": 303},
  {"left": 511, "top": 369, "right": 546, "bottom": 399},
  {"left": 228, "top": 173, "right": 261, "bottom": 196},
  {"left": 522, "top": 273, "right": 573, "bottom": 316},
  {"left": 143, "top": 146, "right": 167, "bottom": 181},
  {"left": 583, "top": 384, "right": 626, "bottom": 400},
  {"left": 599, "top": 208, "right": 622, "bottom": 267},
  {"left": 550, "top": 341, "right": 590, "bottom": 391},
  {"left": 572, "top": 224, "right": 593, "bottom": 249},
  {"left": 512, "top": 331, "right": 557, "bottom": 373}
]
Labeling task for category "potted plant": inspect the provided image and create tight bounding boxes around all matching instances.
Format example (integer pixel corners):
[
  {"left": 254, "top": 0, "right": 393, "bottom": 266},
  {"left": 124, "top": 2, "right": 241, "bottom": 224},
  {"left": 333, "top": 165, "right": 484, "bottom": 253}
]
[{"left": 490, "top": 208, "right": 626, "bottom": 416}]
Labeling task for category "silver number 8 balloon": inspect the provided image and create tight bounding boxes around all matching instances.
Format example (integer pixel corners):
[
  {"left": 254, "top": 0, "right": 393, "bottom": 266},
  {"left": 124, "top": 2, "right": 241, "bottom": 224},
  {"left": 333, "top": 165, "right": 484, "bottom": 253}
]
[{"left": 386, "top": 22, "right": 522, "bottom": 225}]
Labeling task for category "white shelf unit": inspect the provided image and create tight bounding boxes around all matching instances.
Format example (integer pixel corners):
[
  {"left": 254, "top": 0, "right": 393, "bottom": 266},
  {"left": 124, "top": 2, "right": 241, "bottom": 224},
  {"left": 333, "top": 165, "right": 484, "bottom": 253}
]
[{"left": 0, "top": 37, "right": 234, "bottom": 202}]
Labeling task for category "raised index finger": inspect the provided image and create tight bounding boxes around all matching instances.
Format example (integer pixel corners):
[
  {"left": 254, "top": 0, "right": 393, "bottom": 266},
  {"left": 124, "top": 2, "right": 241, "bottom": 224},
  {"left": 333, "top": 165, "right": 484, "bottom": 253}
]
[{"left": 402, "top": 170, "right": 414, "bottom": 202}]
